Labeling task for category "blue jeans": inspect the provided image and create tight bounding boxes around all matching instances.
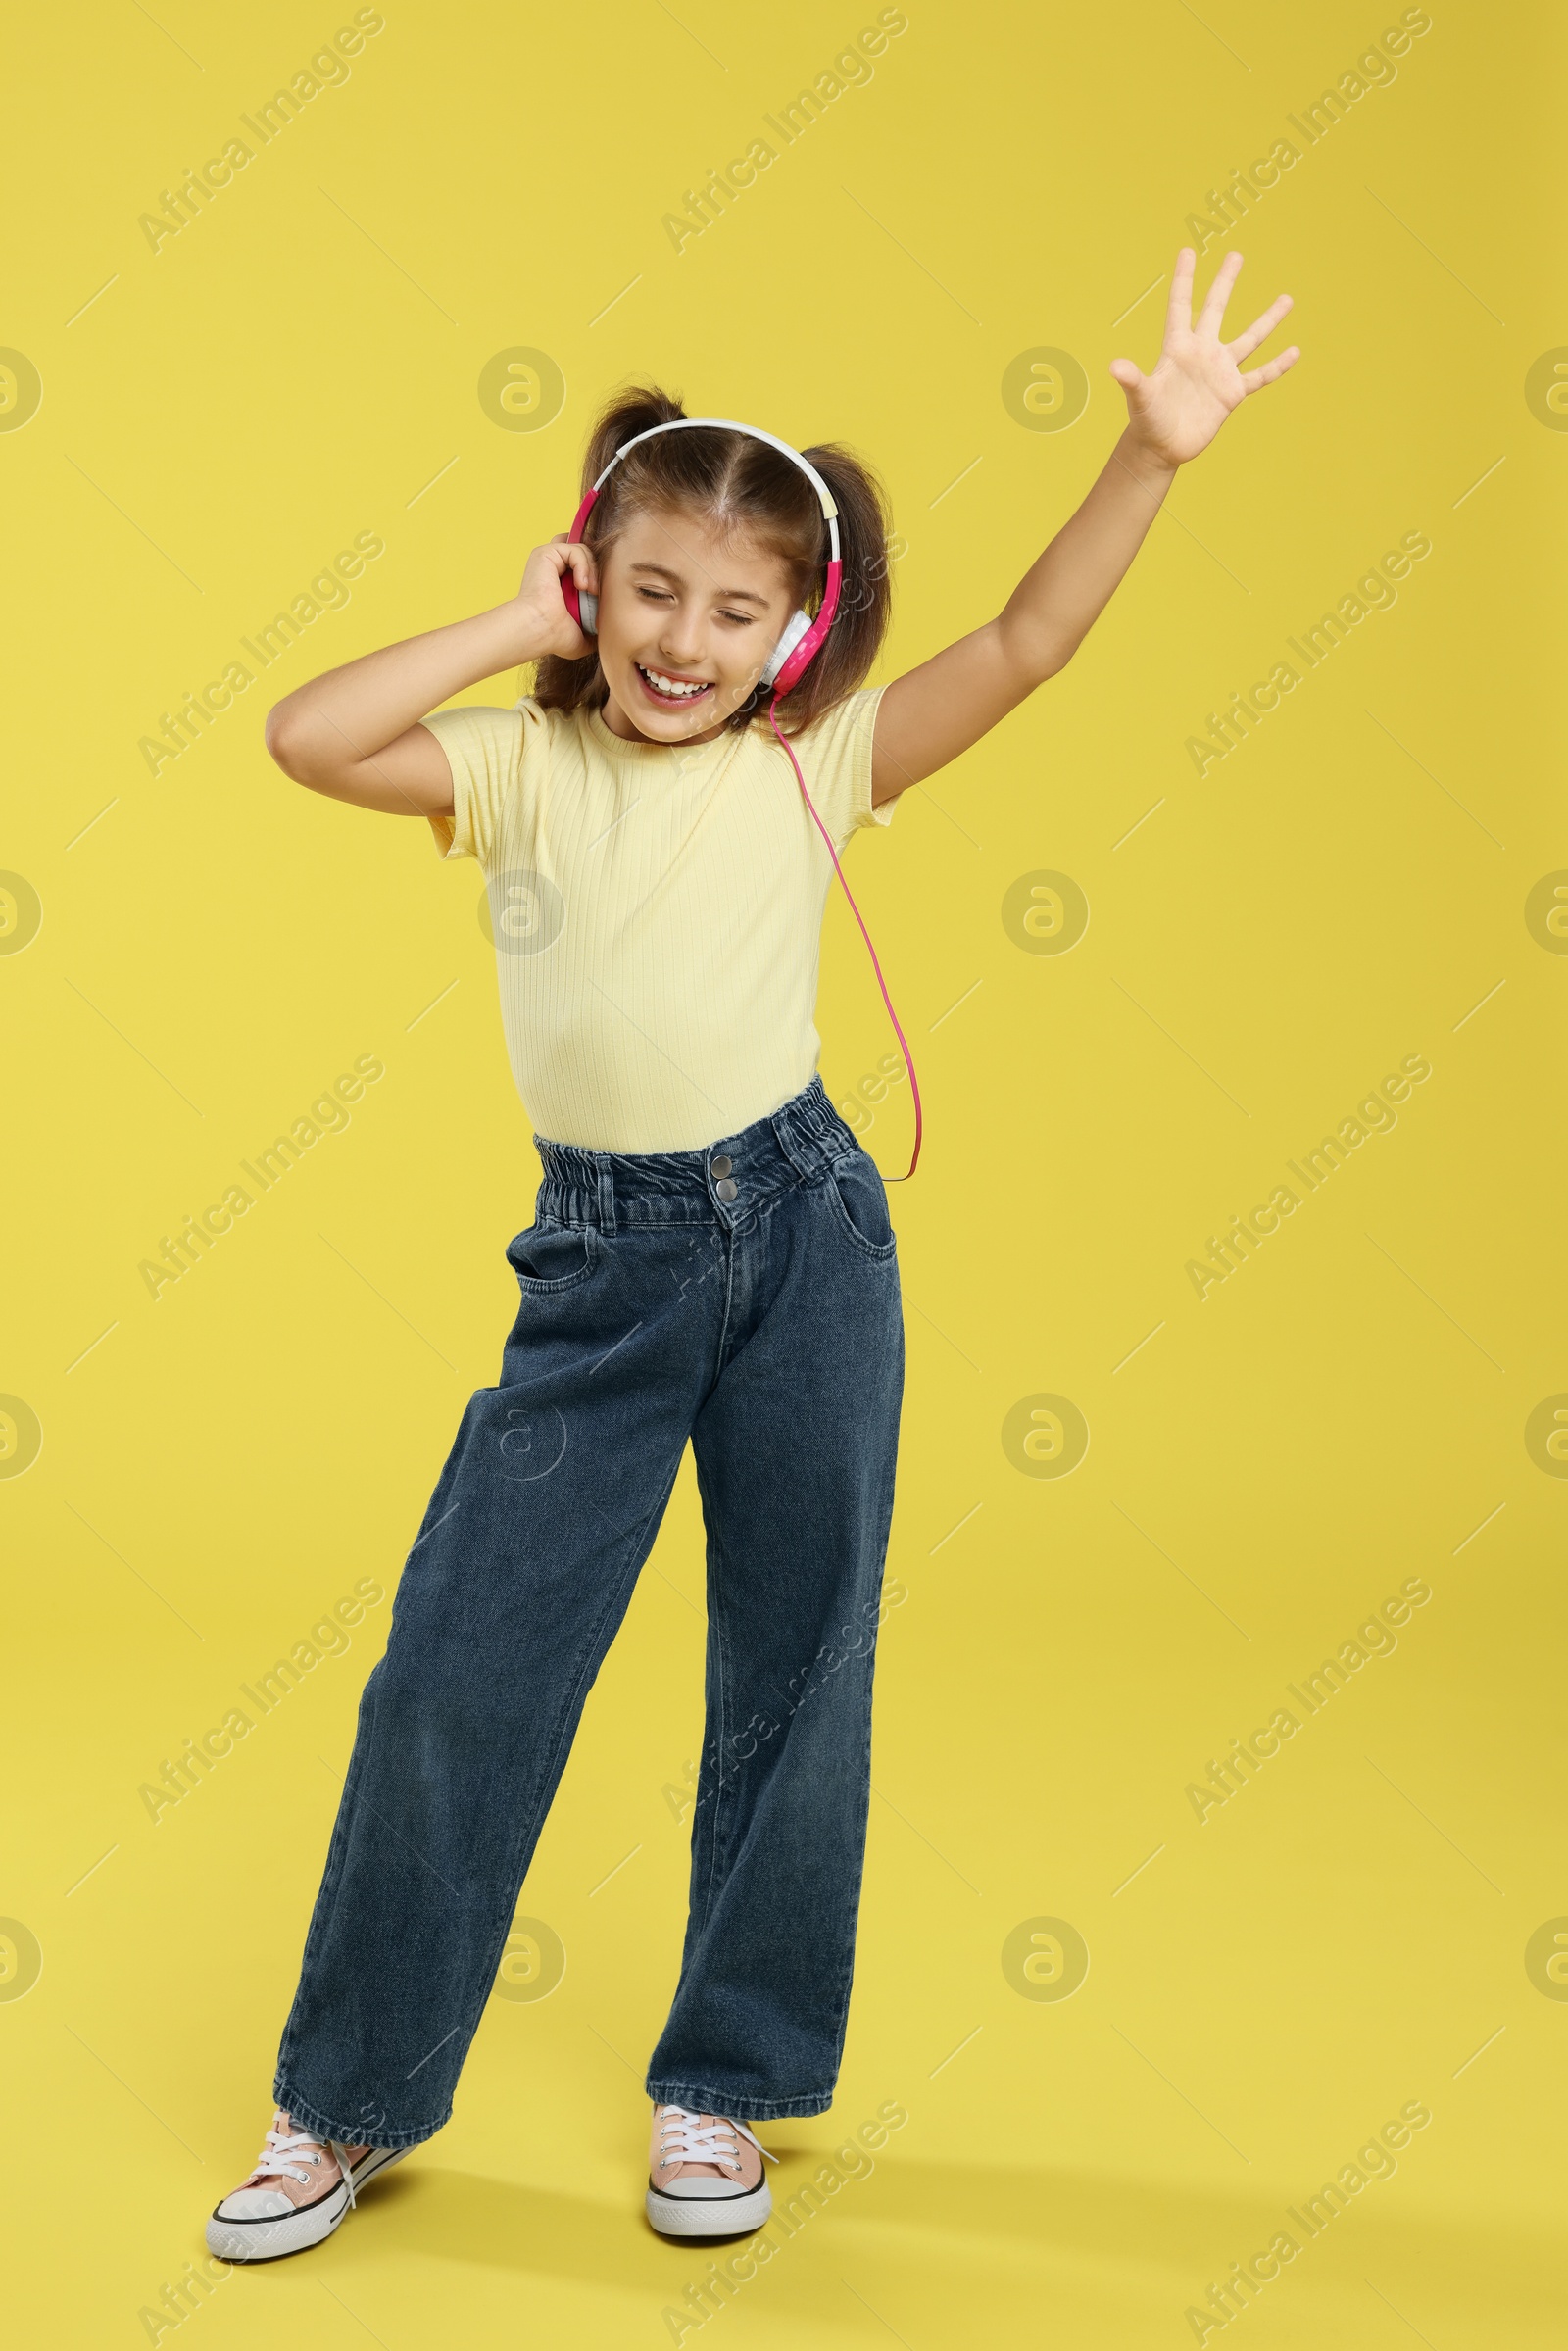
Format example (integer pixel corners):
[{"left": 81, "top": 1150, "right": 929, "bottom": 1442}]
[{"left": 274, "top": 1078, "right": 905, "bottom": 2145}]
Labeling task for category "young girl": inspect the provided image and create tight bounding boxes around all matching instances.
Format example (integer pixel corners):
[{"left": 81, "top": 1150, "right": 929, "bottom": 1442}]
[{"left": 207, "top": 248, "right": 1297, "bottom": 2261}]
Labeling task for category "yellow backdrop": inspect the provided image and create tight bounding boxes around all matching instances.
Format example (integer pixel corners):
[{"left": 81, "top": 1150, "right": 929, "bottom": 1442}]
[{"left": 6, "top": 1, "right": 1563, "bottom": 2343}]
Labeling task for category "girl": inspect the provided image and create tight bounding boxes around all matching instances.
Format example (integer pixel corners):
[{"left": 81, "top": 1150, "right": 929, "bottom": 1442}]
[{"left": 207, "top": 248, "right": 1297, "bottom": 2260}]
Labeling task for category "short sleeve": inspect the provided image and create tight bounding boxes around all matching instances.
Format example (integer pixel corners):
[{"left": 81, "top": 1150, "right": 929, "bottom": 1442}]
[
  {"left": 420, "top": 703, "right": 539, "bottom": 869},
  {"left": 790, "top": 685, "right": 893, "bottom": 853}
]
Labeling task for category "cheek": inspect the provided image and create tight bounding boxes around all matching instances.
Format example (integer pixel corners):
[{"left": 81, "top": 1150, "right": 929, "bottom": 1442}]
[
  {"left": 740, "top": 607, "right": 792, "bottom": 663},
  {"left": 722, "top": 632, "right": 762, "bottom": 674},
  {"left": 593, "top": 575, "right": 645, "bottom": 639},
  {"left": 728, "top": 630, "right": 780, "bottom": 691}
]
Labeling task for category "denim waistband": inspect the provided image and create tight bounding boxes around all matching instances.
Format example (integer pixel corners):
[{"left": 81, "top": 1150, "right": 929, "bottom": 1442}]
[{"left": 532, "top": 1077, "right": 857, "bottom": 1232}]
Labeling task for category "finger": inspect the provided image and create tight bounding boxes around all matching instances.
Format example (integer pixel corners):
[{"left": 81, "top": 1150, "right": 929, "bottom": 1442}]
[
  {"left": 1239, "top": 345, "right": 1301, "bottom": 395},
  {"left": 1195, "top": 249, "right": 1245, "bottom": 337},
  {"left": 1164, "top": 247, "right": 1197, "bottom": 341},
  {"left": 1107, "top": 358, "right": 1146, "bottom": 389},
  {"left": 545, "top": 539, "right": 598, "bottom": 586},
  {"left": 1227, "top": 292, "right": 1294, "bottom": 364}
]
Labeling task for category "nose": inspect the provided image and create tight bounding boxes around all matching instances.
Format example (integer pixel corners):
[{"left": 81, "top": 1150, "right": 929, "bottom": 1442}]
[{"left": 658, "top": 607, "right": 709, "bottom": 670}]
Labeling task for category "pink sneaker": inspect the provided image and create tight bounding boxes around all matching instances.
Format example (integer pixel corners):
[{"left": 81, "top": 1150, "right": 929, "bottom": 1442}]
[
  {"left": 647, "top": 2103, "right": 777, "bottom": 2237},
  {"left": 206, "top": 2109, "right": 408, "bottom": 2263}
]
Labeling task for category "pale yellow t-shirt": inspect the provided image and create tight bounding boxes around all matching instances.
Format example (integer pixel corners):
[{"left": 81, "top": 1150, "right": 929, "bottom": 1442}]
[{"left": 423, "top": 688, "right": 894, "bottom": 1152}]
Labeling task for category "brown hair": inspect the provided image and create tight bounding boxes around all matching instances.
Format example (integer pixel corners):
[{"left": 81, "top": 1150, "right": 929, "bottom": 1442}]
[{"left": 528, "top": 383, "right": 897, "bottom": 736}]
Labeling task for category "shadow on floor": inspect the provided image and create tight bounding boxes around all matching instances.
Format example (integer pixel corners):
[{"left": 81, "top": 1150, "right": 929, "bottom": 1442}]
[{"left": 313, "top": 2144, "right": 1555, "bottom": 2331}]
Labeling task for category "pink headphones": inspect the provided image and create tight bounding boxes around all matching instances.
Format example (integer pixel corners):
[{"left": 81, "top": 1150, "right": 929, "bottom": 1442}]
[
  {"left": 559, "top": 416, "right": 844, "bottom": 698},
  {"left": 557, "top": 415, "right": 920, "bottom": 1180}
]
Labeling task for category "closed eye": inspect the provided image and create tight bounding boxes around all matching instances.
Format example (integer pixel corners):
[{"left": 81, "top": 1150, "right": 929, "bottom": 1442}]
[{"left": 635, "top": 586, "right": 757, "bottom": 628}]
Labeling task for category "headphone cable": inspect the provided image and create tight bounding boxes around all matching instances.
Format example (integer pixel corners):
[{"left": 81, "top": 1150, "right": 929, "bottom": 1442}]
[{"left": 767, "top": 695, "right": 922, "bottom": 1182}]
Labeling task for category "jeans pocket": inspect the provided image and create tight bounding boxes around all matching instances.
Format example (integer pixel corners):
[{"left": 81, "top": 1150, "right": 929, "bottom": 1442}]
[
  {"left": 506, "top": 1220, "right": 599, "bottom": 1292},
  {"left": 825, "top": 1152, "right": 898, "bottom": 1262}
]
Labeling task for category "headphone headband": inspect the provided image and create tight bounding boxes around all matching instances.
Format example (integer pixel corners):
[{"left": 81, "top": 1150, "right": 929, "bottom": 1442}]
[{"left": 588, "top": 416, "right": 840, "bottom": 528}]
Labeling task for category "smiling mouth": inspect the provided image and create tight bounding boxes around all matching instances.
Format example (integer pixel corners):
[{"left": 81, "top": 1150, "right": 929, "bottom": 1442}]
[{"left": 635, "top": 662, "right": 714, "bottom": 707}]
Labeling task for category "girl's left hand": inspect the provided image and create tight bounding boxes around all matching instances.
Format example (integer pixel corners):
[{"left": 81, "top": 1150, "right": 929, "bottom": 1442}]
[{"left": 1110, "top": 248, "right": 1299, "bottom": 468}]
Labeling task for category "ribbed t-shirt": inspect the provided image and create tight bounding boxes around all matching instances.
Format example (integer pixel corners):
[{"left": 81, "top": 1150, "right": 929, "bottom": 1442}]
[{"left": 422, "top": 688, "right": 894, "bottom": 1152}]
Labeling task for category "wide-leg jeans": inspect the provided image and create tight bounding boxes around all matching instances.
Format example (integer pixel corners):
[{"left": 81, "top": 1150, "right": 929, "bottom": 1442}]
[{"left": 274, "top": 1078, "right": 905, "bottom": 2145}]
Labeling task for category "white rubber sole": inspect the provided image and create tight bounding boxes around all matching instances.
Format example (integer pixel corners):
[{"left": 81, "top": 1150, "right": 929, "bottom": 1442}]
[
  {"left": 206, "top": 2144, "right": 409, "bottom": 2263},
  {"left": 646, "top": 2180, "right": 772, "bottom": 2238}
]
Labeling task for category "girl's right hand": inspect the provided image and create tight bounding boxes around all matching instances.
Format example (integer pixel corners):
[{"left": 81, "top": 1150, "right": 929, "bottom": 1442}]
[{"left": 509, "top": 534, "right": 600, "bottom": 661}]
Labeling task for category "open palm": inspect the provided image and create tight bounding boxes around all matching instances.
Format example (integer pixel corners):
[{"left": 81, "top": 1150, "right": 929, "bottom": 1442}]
[{"left": 1110, "top": 249, "right": 1299, "bottom": 466}]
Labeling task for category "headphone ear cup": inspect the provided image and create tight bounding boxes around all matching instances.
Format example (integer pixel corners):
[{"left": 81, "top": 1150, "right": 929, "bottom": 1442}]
[
  {"left": 760, "top": 609, "right": 812, "bottom": 689},
  {"left": 577, "top": 590, "right": 599, "bottom": 635}
]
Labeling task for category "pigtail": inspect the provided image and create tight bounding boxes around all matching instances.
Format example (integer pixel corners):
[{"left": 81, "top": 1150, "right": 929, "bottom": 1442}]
[{"left": 768, "top": 441, "right": 896, "bottom": 737}]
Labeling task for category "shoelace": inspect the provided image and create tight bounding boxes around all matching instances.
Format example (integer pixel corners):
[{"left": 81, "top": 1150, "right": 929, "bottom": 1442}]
[
  {"left": 248, "top": 2116, "right": 362, "bottom": 2210},
  {"left": 656, "top": 2104, "right": 779, "bottom": 2174}
]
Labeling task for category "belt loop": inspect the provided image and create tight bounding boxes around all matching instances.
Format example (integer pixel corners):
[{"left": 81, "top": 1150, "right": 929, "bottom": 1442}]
[{"left": 597, "top": 1162, "right": 617, "bottom": 1236}]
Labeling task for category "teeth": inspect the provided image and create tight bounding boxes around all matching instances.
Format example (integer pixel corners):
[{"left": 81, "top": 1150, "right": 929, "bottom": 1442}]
[{"left": 640, "top": 665, "right": 709, "bottom": 699}]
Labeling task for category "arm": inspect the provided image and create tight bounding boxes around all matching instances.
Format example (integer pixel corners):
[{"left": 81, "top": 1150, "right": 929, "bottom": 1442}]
[
  {"left": 870, "top": 248, "right": 1299, "bottom": 805},
  {"left": 264, "top": 535, "right": 599, "bottom": 814}
]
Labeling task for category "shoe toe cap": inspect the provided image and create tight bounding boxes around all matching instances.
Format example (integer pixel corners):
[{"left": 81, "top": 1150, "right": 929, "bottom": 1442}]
[
  {"left": 654, "top": 2174, "right": 752, "bottom": 2200},
  {"left": 216, "top": 2187, "right": 297, "bottom": 2220}
]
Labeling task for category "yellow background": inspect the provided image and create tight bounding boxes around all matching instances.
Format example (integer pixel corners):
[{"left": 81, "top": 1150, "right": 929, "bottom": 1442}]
[{"left": 5, "top": 0, "right": 1564, "bottom": 2342}]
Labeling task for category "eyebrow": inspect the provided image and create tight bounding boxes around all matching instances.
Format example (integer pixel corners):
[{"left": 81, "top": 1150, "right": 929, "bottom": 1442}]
[{"left": 627, "top": 561, "right": 770, "bottom": 609}]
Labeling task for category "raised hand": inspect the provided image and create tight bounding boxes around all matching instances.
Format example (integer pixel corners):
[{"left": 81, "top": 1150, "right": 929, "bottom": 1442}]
[{"left": 1109, "top": 249, "right": 1299, "bottom": 468}]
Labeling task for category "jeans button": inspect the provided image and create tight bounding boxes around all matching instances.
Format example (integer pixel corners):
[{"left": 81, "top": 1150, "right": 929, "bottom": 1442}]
[
  {"left": 715, "top": 1177, "right": 738, "bottom": 1202},
  {"left": 710, "top": 1155, "right": 732, "bottom": 1178}
]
